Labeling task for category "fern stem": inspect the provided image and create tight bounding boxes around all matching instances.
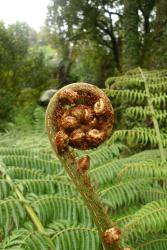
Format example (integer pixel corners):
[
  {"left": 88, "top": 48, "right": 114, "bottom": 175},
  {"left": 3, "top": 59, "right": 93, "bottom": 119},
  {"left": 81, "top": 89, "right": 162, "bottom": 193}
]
[
  {"left": 3, "top": 172, "right": 56, "bottom": 249},
  {"left": 138, "top": 67, "right": 166, "bottom": 163},
  {"left": 5, "top": 174, "right": 45, "bottom": 233},
  {"left": 45, "top": 83, "right": 122, "bottom": 250},
  {"left": 56, "top": 149, "right": 119, "bottom": 250}
]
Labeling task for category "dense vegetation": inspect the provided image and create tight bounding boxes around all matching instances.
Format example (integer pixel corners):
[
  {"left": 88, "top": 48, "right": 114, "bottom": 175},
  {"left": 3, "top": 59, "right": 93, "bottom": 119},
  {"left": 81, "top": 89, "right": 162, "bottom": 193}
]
[
  {"left": 1, "top": 0, "right": 167, "bottom": 129},
  {"left": 1, "top": 0, "right": 167, "bottom": 249},
  {"left": 1, "top": 70, "right": 167, "bottom": 249}
]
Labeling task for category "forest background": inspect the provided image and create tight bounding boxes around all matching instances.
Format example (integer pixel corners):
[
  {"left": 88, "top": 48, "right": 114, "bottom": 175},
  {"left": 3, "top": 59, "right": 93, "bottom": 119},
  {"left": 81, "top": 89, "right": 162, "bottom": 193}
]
[{"left": 0, "top": 0, "right": 166, "bottom": 131}]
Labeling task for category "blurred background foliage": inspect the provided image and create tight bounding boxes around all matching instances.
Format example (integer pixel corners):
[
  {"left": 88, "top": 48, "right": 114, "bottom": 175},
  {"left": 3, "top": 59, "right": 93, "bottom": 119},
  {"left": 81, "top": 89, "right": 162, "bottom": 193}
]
[{"left": 1, "top": 0, "right": 167, "bottom": 132}]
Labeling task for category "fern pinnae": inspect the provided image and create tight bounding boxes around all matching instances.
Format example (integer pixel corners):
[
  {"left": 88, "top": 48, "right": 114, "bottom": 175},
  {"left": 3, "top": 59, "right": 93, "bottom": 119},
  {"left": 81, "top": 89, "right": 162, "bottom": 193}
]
[
  {"left": 17, "top": 178, "right": 75, "bottom": 196},
  {"left": 0, "top": 197, "right": 26, "bottom": 235},
  {"left": 0, "top": 146, "right": 53, "bottom": 161},
  {"left": 0, "top": 229, "right": 54, "bottom": 250},
  {"left": 31, "top": 194, "right": 93, "bottom": 227},
  {"left": 138, "top": 67, "right": 166, "bottom": 162},
  {"left": 141, "top": 188, "right": 167, "bottom": 203},
  {"left": 89, "top": 159, "right": 120, "bottom": 185},
  {"left": 86, "top": 143, "right": 125, "bottom": 167},
  {"left": 0, "top": 180, "right": 11, "bottom": 199},
  {"left": 100, "top": 179, "right": 149, "bottom": 210},
  {"left": 106, "top": 89, "right": 146, "bottom": 104},
  {"left": 49, "top": 221, "right": 99, "bottom": 250},
  {"left": 6, "top": 167, "right": 45, "bottom": 179},
  {"left": 110, "top": 128, "right": 160, "bottom": 147},
  {"left": 123, "top": 198, "right": 167, "bottom": 242},
  {"left": 116, "top": 160, "right": 165, "bottom": 180},
  {"left": 133, "top": 234, "right": 167, "bottom": 250},
  {"left": 2, "top": 155, "right": 62, "bottom": 175}
]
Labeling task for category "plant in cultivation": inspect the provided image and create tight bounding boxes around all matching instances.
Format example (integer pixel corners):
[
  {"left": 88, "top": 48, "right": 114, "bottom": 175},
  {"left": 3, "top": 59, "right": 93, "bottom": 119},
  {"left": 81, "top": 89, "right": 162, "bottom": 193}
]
[{"left": 45, "top": 83, "right": 128, "bottom": 250}]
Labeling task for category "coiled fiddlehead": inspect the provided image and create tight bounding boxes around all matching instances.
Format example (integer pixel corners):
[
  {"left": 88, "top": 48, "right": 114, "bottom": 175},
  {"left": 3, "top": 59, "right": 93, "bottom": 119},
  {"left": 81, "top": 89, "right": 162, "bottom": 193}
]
[{"left": 45, "top": 83, "right": 124, "bottom": 250}]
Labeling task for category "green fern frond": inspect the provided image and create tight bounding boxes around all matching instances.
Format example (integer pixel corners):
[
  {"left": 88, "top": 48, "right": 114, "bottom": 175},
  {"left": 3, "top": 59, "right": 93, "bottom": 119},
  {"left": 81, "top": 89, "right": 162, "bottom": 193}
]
[
  {"left": 100, "top": 179, "right": 150, "bottom": 210},
  {"left": 123, "top": 199, "right": 167, "bottom": 242},
  {"left": 148, "top": 82, "right": 167, "bottom": 92},
  {"left": 110, "top": 128, "right": 158, "bottom": 146},
  {"left": 105, "top": 76, "right": 144, "bottom": 88},
  {"left": 151, "top": 93, "right": 167, "bottom": 108},
  {"left": 89, "top": 159, "right": 121, "bottom": 185},
  {"left": 0, "top": 197, "right": 26, "bottom": 235},
  {"left": 0, "top": 228, "right": 53, "bottom": 250},
  {"left": 0, "top": 180, "right": 11, "bottom": 199},
  {"left": 106, "top": 69, "right": 167, "bottom": 89},
  {"left": 33, "top": 106, "right": 45, "bottom": 132},
  {"left": 129, "top": 148, "right": 166, "bottom": 161},
  {"left": 86, "top": 143, "right": 127, "bottom": 167},
  {"left": 1, "top": 155, "right": 62, "bottom": 175},
  {"left": 132, "top": 234, "right": 167, "bottom": 250},
  {"left": 117, "top": 160, "right": 165, "bottom": 180},
  {"left": 116, "top": 208, "right": 140, "bottom": 228},
  {"left": 126, "top": 106, "right": 167, "bottom": 122},
  {"left": 6, "top": 167, "right": 45, "bottom": 179},
  {"left": 141, "top": 188, "right": 167, "bottom": 204},
  {"left": 17, "top": 178, "right": 75, "bottom": 196},
  {"left": 105, "top": 89, "right": 146, "bottom": 104},
  {"left": 0, "top": 147, "right": 54, "bottom": 161},
  {"left": 30, "top": 194, "right": 93, "bottom": 226},
  {"left": 48, "top": 220, "right": 99, "bottom": 250},
  {"left": 89, "top": 150, "right": 165, "bottom": 185}
]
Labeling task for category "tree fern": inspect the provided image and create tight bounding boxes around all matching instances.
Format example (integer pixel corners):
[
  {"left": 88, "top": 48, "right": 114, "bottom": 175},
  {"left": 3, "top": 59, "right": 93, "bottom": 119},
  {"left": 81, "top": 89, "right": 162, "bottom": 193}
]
[
  {"left": 106, "top": 68, "right": 167, "bottom": 158},
  {"left": 1, "top": 77, "right": 167, "bottom": 249}
]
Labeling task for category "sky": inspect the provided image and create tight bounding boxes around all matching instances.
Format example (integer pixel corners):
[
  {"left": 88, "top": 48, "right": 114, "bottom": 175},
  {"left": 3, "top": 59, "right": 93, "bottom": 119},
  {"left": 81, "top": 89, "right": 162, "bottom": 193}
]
[{"left": 0, "top": 0, "right": 50, "bottom": 31}]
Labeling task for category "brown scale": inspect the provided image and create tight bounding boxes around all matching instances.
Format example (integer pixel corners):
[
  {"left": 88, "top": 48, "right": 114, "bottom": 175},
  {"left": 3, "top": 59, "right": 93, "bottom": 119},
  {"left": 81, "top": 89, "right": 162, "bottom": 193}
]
[
  {"left": 77, "top": 89, "right": 98, "bottom": 106},
  {"left": 103, "top": 227, "right": 121, "bottom": 245},
  {"left": 77, "top": 156, "right": 90, "bottom": 174},
  {"left": 54, "top": 86, "right": 114, "bottom": 151}
]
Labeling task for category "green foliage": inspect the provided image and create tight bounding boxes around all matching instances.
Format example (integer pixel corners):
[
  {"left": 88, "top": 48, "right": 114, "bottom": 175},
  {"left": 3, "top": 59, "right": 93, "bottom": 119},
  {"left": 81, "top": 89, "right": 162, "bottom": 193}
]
[
  {"left": 71, "top": 41, "right": 114, "bottom": 86},
  {"left": 46, "top": 0, "right": 167, "bottom": 73},
  {"left": 0, "top": 22, "right": 54, "bottom": 131},
  {"left": 106, "top": 69, "right": 167, "bottom": 150},
  {"left": 1, "top": 105, "right": 167, "bottom": 249}
]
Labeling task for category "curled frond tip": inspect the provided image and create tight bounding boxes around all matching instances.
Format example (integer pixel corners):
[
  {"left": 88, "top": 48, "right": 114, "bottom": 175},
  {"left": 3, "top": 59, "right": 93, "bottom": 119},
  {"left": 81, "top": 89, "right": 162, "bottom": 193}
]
[{"left": 46, "top": 83, "right": 114, "bottom": 151}]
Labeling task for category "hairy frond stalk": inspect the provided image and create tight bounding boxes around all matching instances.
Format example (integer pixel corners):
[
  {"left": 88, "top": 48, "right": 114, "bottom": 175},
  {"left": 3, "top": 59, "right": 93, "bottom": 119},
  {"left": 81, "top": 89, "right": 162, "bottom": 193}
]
[{"left": 45, "top": 83, "right": 124, "bottom": 250}]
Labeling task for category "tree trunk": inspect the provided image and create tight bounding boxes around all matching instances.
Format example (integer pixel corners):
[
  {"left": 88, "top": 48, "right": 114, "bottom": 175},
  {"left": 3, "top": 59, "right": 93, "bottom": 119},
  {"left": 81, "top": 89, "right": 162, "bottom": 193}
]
[
  {"left": 122, "top": 0, "right": 140, "bottom": 71},
  {"left": 153, "top": 0, "right": 167, "bottom": 68},
  {"left": 140, "top": 0, "right": 155, "bottom": 68}
]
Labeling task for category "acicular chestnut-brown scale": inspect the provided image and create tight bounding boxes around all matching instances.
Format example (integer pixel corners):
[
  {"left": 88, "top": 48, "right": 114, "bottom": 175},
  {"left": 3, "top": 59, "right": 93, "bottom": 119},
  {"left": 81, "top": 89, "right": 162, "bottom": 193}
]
[
  {"left": 54, "top": 84, "right": 114, "bottom": 151},
  {"left": 103, "top": 227, "right": 121, "bottom": 245}
]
